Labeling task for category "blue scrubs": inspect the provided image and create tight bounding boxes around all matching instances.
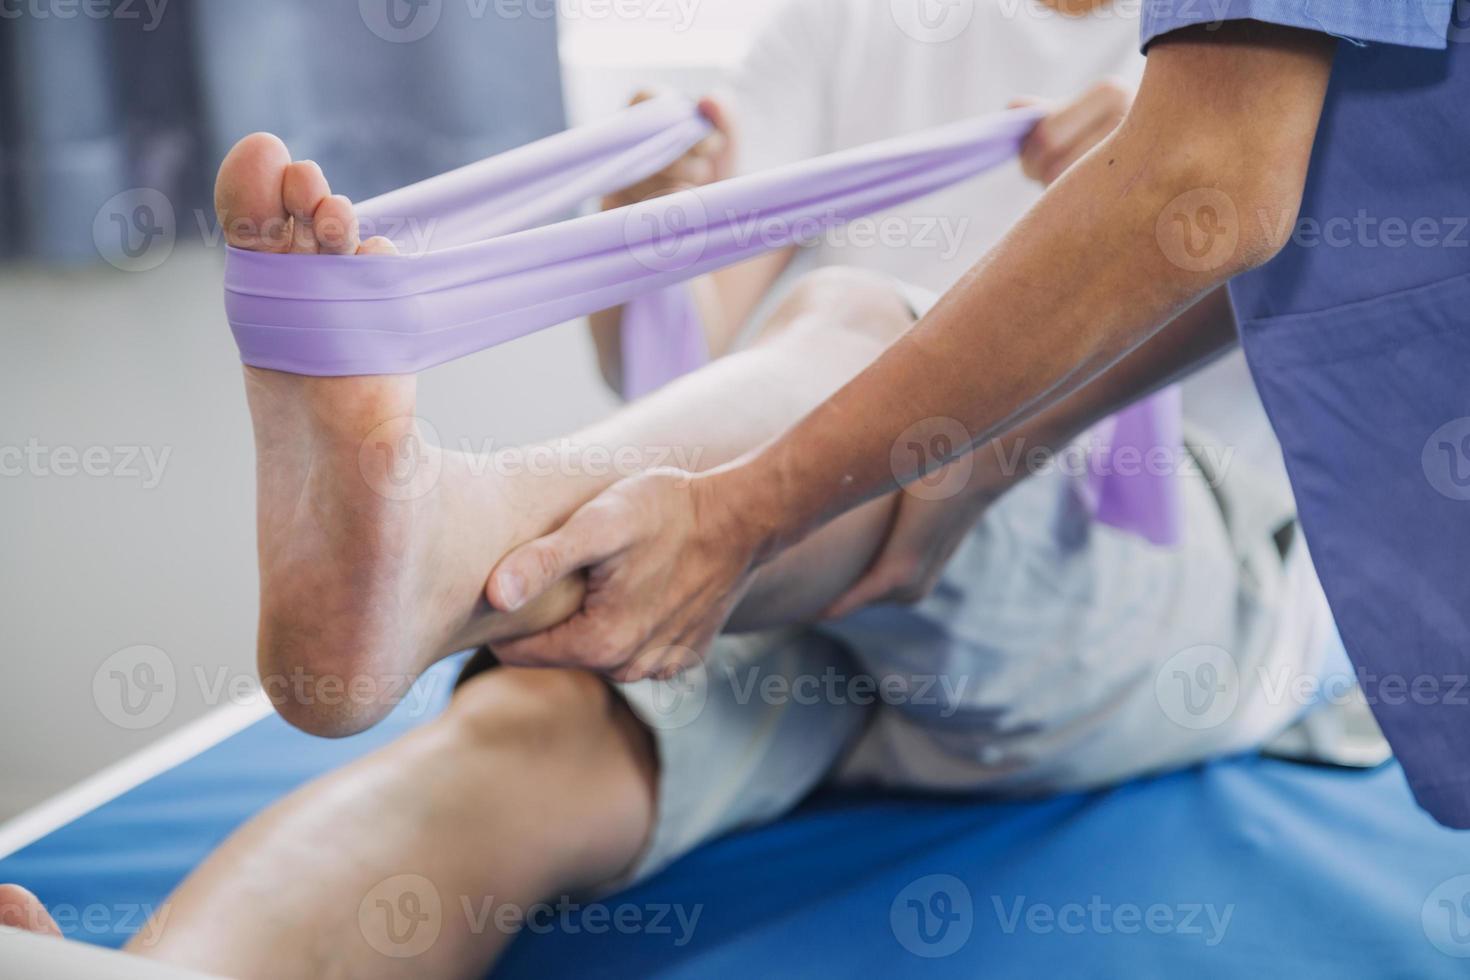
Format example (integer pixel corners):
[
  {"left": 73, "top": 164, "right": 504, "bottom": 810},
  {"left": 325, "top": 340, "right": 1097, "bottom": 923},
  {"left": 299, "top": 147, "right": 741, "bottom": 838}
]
[{"left": 1142, "top": 1, "right": 1470, "bottom": 827}]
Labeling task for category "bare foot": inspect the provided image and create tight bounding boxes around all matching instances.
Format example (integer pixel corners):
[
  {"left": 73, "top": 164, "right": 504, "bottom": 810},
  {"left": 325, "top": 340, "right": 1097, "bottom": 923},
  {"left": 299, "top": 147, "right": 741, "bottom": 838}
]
[{"left": 216, "top": 135, "right": 591, "bottom": 736}]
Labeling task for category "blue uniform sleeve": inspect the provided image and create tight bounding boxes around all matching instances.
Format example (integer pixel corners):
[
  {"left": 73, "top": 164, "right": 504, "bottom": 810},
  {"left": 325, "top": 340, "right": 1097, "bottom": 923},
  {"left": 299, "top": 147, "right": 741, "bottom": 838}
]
[{"left": 1141, "top": 0, "right": 1457, "bottom": 51}]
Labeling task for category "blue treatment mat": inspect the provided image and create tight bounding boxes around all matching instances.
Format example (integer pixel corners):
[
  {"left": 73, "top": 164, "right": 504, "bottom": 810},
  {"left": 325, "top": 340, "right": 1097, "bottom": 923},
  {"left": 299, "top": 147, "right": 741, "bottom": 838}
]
[{"left": 4, "top": 659, "right": 1469, "bottom": 978}]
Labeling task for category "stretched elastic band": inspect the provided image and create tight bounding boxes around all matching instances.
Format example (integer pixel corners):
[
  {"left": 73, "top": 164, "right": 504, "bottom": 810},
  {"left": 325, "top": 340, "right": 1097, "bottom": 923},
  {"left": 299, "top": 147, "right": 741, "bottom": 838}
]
[
  {"left": 222, "top": 99, "right": 1182, "bottom": 546},
  {"left": 223, "top": 97, "right": 1043, "bottom": 377}
]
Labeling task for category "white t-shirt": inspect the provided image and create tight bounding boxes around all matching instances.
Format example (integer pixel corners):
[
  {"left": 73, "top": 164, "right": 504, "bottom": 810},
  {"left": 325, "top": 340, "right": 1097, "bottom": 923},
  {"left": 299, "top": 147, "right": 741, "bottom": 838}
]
[{"left": 729, "top": 0, "right": 1146, "bottom": 292}]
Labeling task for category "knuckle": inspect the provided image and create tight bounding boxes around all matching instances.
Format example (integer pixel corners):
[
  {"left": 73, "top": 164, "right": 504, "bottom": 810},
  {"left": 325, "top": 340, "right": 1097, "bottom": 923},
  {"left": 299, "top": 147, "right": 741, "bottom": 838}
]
[
  {"left": 532, "top": 542, "right": 565, "bottom": 583},
  {"left": 587, "top": 640, "right": 629, "bottom": 671}
]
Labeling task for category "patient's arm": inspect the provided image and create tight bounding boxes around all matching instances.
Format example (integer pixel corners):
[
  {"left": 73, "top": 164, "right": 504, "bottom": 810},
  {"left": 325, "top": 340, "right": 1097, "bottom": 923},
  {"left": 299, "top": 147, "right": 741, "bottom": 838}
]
[{"left": 586, "top": 92, "right": 796, "bottom": 393}]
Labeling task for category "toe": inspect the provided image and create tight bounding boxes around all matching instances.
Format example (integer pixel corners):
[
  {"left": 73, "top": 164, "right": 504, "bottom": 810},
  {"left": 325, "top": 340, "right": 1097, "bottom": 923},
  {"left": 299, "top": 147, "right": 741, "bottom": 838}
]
[
  {"left": 282, "top": 160, "right": 330, "bottom": 254},
  {"left": 313, "top": 194, "right": 360, "bottom": 255},
  {"left": 356, "top": 235, "right": 400, "bottom": 256},
  {"left": 214, "top": 132, "right": 294, "bottom": 253},
  {"left": 0, "top": 884, "right": 62, "bottom": 937}
]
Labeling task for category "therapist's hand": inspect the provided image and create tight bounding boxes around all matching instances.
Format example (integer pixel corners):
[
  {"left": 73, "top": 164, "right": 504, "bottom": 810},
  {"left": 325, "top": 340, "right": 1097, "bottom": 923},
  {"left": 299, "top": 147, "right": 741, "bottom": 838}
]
[
  {"left": 484, "top": 468, "right": 765, "bottom": 682},
  {"left": 602, "top": 91, "right": 736, "bottom": 210},
  {"left": 1010, "top": 78, "right": 1133, "bottom": 187}
]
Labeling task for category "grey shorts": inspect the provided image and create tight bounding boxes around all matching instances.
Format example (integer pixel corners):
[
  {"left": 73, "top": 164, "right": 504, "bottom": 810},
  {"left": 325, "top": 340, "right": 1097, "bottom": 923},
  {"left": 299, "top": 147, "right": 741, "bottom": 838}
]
[{"left": 612, "top": 285, "right": 1338, "bottom": 887}]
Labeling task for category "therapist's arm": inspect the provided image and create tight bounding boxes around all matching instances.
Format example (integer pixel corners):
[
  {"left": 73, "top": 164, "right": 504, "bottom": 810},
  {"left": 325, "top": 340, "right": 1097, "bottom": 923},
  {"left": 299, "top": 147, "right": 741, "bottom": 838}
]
[
  {"left": 823, "top": 285, "right": 1238, "bottom": 615},
  {"left": 487, "top": 22, "right": 1337, "bottom": 680},
  {"left": 747, "top": 23, "right": 1333, "bottom": 550}
]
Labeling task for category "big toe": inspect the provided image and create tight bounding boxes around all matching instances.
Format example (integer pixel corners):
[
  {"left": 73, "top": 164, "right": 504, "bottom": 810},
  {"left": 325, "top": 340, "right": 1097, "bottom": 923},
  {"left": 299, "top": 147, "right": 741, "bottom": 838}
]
[
  {"left": 215, "top": 132, "right": 294, "bottom": 253},
  {"left": 0, "top": 884, "right": 62, "bottom": 937}
]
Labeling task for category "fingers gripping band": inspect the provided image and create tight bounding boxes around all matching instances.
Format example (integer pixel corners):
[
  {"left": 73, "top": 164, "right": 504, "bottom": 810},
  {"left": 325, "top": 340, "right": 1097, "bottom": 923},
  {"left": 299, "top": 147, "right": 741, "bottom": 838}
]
[{"left": 223, "top": 97, "right": 1044, "bottom": 377}]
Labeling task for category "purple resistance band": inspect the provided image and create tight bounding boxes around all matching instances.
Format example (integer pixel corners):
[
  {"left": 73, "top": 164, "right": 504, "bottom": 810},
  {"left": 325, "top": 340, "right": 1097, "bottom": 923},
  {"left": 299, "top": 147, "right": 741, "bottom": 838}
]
[{"left": 223, "top": 96, "right": 1180, "bottom": 544}]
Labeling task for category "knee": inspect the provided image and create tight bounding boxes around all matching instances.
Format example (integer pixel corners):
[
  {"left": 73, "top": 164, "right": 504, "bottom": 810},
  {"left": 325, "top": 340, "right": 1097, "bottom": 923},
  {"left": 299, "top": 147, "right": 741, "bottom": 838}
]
[
  {"left": 445, "top": 666, "right": 640, "bottom": 760},
  {"left": 758, "top": 266, "right": 915, "bottom": 347}
]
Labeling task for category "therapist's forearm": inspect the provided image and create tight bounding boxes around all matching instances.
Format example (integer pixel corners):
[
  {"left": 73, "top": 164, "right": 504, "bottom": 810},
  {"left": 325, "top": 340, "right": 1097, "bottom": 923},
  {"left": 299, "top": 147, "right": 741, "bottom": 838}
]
[
  {"left": 726, "top": 23, "right": 1335, "bottom": 555},
  {"left": 965, "top": 286, "right": 1238, "bottom": 503}
]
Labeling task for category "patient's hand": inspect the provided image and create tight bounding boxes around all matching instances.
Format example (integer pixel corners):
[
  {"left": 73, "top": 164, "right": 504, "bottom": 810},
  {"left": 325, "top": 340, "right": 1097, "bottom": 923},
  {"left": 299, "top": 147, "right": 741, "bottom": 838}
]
[
  {"left": 602, "top": 91, "right": 736, "bottom": 210},
  {"left": 1010, "top": 78, "right": 1134, "bottom": 187}
]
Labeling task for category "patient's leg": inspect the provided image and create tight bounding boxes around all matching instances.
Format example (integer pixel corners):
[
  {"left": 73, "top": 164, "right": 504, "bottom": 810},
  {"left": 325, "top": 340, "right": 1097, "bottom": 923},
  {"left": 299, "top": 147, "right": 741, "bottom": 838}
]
[
  {"left": 218, "top": 136, "right": 909, "bottom": 737},
  {"left": 2, "top": 667, "right": 657, "bottom": 980}
]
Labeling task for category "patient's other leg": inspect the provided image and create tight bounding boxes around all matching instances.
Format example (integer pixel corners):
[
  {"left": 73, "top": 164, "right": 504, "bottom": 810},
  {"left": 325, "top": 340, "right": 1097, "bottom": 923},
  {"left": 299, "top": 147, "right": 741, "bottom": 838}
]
[
  {"left": 3, "top": 667, "right": 657, "bottom": 980},
  {"left": 216, "top": 135, "right": 909, "bottom": 737}
]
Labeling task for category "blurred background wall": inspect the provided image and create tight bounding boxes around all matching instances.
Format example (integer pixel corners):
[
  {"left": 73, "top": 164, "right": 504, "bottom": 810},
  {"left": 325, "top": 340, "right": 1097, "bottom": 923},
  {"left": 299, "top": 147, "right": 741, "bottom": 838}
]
[{"left": 0, "top": 0, "right": 780, "bottom": 821}]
